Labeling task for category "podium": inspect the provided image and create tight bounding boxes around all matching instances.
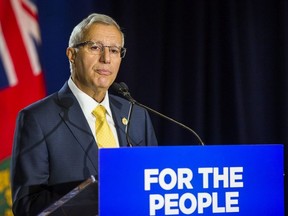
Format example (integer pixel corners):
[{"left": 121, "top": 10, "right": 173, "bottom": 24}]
[
  {"left": 98, "top": 144, "right": 284, "bottom": 215},
  {"left": 39, "top": 144, "right": 284, "bottom": 215}
]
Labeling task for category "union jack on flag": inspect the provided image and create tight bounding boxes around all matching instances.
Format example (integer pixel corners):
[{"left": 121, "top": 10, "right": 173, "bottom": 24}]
[{"left": 0, "top": 0, "right": 46, "bottom": 214}]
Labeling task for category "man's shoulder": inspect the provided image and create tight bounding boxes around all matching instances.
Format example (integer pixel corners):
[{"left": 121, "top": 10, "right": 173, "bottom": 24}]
[
  {"left": 21, "top": 82, "right": 72, "bottom": 113},
  {"left": 21, "top": 92, "right": 59, "bottom": 112}
]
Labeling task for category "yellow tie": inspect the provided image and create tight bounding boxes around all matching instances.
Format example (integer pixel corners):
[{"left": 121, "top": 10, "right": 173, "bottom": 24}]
[{"left": 92, "top": 105, "right": 116, "bottom": 148}]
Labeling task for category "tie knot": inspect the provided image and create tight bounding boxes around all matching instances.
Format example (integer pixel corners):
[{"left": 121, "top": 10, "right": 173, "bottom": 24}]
[{"left": 92, "top": 105, "right": 106, "bottom": 119}]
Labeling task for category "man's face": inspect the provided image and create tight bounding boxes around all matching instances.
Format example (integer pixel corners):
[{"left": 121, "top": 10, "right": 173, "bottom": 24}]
[{"left": 67, "top": 23, "right": 123, "bottom": 99}]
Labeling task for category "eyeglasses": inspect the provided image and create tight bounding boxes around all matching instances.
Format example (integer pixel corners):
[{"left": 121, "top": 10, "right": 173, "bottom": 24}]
[{"left": 73, "top": 41, "right": 127, "bottom": 58}]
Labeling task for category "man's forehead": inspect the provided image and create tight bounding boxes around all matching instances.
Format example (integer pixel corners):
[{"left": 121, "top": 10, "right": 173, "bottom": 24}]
[{"left": 83, "top": 23, "right": 122, "bottom": 44}]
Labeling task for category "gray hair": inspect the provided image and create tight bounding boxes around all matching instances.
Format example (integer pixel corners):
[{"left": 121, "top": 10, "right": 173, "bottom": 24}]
[{"left": 68, "top": 13, "right": 125, "bottom": 47}]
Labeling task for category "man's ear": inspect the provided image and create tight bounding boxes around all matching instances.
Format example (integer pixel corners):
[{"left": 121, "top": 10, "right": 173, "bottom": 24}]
[{"left": 66, "top": 47, "right": 75, "bottom": 63}]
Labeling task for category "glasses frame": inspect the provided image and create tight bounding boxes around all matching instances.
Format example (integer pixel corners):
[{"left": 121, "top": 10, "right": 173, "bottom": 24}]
[{"left": 73, "top": 41, "right": 127, "bottom": 58}]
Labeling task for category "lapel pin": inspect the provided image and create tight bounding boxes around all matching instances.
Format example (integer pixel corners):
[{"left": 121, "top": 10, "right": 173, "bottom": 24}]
[{"left": 122, "top": 117, "right": 128, "bottom": 125}]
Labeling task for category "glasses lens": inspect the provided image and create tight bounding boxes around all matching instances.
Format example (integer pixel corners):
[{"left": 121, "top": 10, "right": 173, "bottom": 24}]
[{"left": 74, "top": 41, "right": 126, "bottom": 58}]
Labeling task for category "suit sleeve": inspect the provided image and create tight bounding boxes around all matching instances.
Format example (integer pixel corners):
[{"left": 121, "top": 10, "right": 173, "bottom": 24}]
[
  {"left": 11, "top": 110, "right": 54, "bottom": 215},
  {"left": 143, "top": 108, "right": 158, "bottom": 146}
]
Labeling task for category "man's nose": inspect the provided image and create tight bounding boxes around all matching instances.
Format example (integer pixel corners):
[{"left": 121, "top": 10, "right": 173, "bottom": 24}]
[{"left": 99, "top": 47, "right": 111, "bottom": 63}]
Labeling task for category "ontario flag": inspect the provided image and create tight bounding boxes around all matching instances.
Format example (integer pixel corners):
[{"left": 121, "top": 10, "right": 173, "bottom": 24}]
[{"left": 0, "top": 0, "right": 46, "bottom": 214}]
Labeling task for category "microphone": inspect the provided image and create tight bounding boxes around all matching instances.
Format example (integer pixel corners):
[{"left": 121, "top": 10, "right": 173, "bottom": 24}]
[
  {"left": 111, "top": 82, "right": 135, "bottom": 147},
  {"left": 111, "top": 82, "right": 205, "bottom": 146}
]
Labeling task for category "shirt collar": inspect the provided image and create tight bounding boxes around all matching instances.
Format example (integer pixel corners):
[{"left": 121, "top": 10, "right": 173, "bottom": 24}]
[{"left": 68, "top": 77, "right": 112, "bottom": 116}]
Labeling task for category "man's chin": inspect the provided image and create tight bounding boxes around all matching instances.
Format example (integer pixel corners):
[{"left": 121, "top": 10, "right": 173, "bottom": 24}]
[{"left": 96, "top": 78, "right": 113, "bottom": 89}]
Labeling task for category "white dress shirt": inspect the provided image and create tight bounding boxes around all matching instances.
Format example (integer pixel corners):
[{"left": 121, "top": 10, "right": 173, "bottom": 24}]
[{"left": 68, "top": 77, "right": 119, "bottom": 147}]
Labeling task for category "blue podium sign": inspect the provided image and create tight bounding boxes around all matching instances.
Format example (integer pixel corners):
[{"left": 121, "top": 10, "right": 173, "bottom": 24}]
[{"left": 98, "top": 145, "right": 283, "bottom": 216}]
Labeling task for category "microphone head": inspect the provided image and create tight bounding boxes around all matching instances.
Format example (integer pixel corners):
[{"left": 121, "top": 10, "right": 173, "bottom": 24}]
[
  {"left": 119, "top": 82, "right": 129, "bottom": 91},
  {"left": 111, "top": 82, "right": 136, "bottom": 103},
  {"left": 111, "top": 82, "right": 123, "bottom": 93}
]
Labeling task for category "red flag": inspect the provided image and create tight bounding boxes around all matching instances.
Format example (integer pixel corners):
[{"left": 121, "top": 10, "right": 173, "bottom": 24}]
[
  {"left": 0, "top": 0, "right": 46, "bottom": 161},
  {"left": 0, "top": 0, "right": 45, "bottom": 213}
]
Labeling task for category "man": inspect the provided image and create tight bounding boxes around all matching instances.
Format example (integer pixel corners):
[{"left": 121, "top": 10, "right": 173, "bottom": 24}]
[{"left": 11, "top": 13, "right": 158, "bottom": 215}]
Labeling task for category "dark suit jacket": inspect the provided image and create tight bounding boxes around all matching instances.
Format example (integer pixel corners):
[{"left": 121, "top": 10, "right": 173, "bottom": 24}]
[{"left": 11, "top": 82, "right": 157, "bottom": 215}]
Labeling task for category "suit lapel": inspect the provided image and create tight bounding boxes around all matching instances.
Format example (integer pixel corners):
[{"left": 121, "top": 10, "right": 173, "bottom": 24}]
[
  {"left": 57, "top": 83, "right": 98, "bottom": 173},
  {"left": 109, "top": 95, "right": 130, "bottom": 147}
]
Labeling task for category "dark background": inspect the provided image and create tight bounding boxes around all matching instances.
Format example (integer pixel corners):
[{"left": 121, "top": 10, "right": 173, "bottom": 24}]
[{"left": 37, "top": 0, "right": 287, "bottom": 210}]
